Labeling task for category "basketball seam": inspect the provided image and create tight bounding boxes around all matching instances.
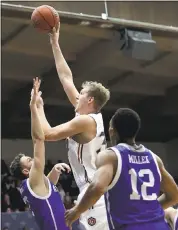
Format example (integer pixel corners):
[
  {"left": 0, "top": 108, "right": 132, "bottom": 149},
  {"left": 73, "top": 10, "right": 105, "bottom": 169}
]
[
  {"left": 36, "top": 9, "right": 53, "bottom": 30},
  {"left": 45, "top": 6, "right": 57, "bottom": 29}
]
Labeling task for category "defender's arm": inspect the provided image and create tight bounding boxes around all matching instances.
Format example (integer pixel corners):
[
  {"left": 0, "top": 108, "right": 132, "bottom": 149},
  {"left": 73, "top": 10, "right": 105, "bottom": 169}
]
[
  {"left": 29, "top": 79, "right": 45, "bottom": 189},
  {"left": 29, "top": 103, "right": 45, "bottom": 189}
]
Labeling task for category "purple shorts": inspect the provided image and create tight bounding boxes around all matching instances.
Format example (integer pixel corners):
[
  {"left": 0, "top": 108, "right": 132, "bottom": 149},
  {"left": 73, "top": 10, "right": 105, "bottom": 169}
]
[{"left": 119, "top": 220, "right": 170, "bottom": 230}]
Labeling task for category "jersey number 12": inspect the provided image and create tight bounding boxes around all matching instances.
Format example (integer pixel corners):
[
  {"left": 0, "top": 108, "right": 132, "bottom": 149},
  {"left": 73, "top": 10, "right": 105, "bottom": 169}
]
[{"left": 129, "top": 168, "right": 157, "bottom": 200}]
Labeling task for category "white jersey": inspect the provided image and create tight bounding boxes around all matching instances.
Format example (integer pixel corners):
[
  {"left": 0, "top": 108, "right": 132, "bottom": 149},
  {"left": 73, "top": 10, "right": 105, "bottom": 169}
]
[
  {"left": 68, "top": 113, "right": 109, "bottom": 230},
  {"left": 67, "top": 113, "right": 107, "bottom": 192}
]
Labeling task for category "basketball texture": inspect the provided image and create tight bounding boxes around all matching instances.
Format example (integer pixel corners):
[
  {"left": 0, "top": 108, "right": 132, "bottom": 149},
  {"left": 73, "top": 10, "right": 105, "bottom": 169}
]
[{"left": 31, "top": 5, "right": 59, "bottom": 32}]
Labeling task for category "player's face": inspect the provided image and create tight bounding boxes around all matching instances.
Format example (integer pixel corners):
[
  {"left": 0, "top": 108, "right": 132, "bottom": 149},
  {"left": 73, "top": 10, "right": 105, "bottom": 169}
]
[
  {"left": 20, "top": 156, "right": 33, "bottom": 177},
  {"left": 109, "top": 119, "right": 119, "bottom": 145},
  {"left": 75, "top": 87, "right": 94, "bottom": 114}
]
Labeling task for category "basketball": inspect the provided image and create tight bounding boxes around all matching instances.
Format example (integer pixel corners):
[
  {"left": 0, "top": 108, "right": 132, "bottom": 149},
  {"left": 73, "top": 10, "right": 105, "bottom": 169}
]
[{"left": 31, "top": 5, "right": 59, "bottom": 32}]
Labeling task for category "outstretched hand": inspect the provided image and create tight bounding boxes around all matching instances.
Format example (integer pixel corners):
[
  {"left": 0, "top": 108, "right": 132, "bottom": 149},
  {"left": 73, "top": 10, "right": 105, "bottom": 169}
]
[
  {"left": 49, "top": 22, "right": 60, "bottom": 45},
  {"left": 30, "top": 77, "right": 44, "bottom": 108},
  {"left": 30, "top": 77, "right": 41, "bottom": 106}
]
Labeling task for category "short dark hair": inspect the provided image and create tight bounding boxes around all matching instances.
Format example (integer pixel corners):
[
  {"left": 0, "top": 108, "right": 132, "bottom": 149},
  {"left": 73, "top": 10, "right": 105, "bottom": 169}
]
[
  {"left": 111, "top": 108, "right": 141, "bottom": 141},
  {"left": 10, "top": 153, "right": 26, "bottom": 180}
]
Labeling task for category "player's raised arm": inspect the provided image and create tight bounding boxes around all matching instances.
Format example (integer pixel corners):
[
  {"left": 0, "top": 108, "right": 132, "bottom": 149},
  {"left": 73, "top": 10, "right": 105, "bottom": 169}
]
[
  {"left": 50, "top": 25, "right": 79, "bottom": 108},
  {"left": 29, "top": 78, "right": 45, "bottom": 189},
  {"left": 156, "top": 155, "right": 178, "bottom": 209},
  {"left": 65, "top": 149, "right": 117, "bottom": 227}
]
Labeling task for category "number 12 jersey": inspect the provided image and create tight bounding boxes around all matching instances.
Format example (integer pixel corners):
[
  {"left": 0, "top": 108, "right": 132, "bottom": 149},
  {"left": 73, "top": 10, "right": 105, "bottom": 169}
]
[{"left": 105, "top": 143, "right": 168, "bottom": 230}]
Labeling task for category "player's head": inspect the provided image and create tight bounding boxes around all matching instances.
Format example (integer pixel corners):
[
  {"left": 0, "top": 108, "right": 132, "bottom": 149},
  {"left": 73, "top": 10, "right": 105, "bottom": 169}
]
[
  {"left": 75, "top": 81, "right": 110, "bottom": 114},
  {"left": 109, "top": 108, "right": 141, "bottom": 145},
  {"left": 10, "top": 153, "right": 33, "bottom": 180}
]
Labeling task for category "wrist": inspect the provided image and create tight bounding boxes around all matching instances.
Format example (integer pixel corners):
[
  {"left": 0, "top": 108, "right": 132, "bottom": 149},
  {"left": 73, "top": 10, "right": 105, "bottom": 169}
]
[
  {"left": 30, "top": 103, "right": 36, "bottom": 108},
  {"left": 74, "top": 204, "right": 83, "bottom": 214},
  {"left": 51, "top": 41, "right": 59, "bottom": 48},
  {"left": 37, "top": 104, "right": 44, "bottom": 110}
]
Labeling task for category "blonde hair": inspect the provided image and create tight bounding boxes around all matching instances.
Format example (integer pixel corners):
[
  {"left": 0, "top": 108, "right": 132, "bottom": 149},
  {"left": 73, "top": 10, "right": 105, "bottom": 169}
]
[{"left": 82, "top": 81, "right": 110, "bottom": 110}]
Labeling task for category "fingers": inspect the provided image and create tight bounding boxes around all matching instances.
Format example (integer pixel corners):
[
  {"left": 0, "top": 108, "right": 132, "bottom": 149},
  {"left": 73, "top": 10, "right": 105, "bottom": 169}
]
[
  {"left": 52, "top": 27, "right": 56, "bottom": 33},
  {"left": 60, "top": 163, "right": 71, "bottom": 173},
  {"left": 55, "top": 163, "right": 71, "bottom": 174},
  {"left": 65, "top": 211, "right": 71, "bottom": 228},
  {"left": 33, "top": 77, "right": 41, "bottom": 94},
  {"left": 56, "top": 22, "right": 60, "bottom": 32},
  {"left": 55, "top": 165, "right": 65, "bottom": 172},
  {"left": 65, "top": 214, "right": 73, "bottom": 228}
]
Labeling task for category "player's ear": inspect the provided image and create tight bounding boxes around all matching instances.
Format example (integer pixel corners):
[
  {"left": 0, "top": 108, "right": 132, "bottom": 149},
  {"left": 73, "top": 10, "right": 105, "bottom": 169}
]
[
  {"left": 109, "top": 126, "right": 114, "bottom": 137},
  {"left": 22, "top": 168, "right": 29, "bottom": 176},
  {"left": 88, "top": 96, "right": 94, "bottom": 104}
]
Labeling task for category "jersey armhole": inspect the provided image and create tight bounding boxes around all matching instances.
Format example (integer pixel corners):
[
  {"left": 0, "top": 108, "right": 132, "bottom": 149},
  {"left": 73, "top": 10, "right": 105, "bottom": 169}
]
[
  {"left": 149, "top": 151, "right": 162, "bottom": 182},
  {"left": 107, "top": 147, "right": 122, "bottom": 190},
  {"left": 26, "top": 177, "right": 52, "bottom": 200},
  {"left": 88, "top": 114, "right": 98, "bottom": 136}
]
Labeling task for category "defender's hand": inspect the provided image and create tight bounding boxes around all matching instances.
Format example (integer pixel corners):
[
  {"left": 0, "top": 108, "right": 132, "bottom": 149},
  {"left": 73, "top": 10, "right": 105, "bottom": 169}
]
[
  {"left": 30, "top": 77, "right": 44, "bottom": 108},
  {"left": 30, "top": 77, "right": 41, "bottom": 106},
  {"left": 54, "top": 163, "right": 71, "bottom": 174}
]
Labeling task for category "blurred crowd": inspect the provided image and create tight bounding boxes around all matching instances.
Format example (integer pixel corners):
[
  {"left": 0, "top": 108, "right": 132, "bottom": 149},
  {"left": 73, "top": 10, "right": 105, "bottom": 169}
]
[
  {"left": 2, "top": 158, "right": 178, "bottom": 214},
  {"left": 1, "top": 159, "right": 79, "bottom": 213}
]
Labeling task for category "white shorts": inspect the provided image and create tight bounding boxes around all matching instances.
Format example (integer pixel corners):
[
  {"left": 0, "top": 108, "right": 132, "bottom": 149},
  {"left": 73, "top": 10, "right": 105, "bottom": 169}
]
[{"left": 76, "top": 189, "right": 109, "bottom": 230}]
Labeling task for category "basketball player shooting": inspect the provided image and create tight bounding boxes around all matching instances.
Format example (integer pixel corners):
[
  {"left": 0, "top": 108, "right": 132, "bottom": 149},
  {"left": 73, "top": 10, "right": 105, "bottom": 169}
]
[
  {"left": 34, "top": 22, "right": 110, "bottom": 230},
  {"left": 10, "top": 78, "right": 70, "bottom": 230},
  {"left": 65, "top": 108, "right": 178, "bottom": 230},
  {"left": 165, "top": 207, "right": 178, "bottom": 230}
]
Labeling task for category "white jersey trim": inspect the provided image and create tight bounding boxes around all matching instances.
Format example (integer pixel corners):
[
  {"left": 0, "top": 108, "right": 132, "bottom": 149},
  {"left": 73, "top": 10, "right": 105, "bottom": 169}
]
[
  {"left": 105, "top": 191, "right": 115, "bottom": 229},
  {"left": 149, "top": 151, "right": 162, "bottom": 182},
  {"left": 173, "top": 210, "right": 178, "bottom": 230},
  {"left": 26, "top": 177, "right": 52, "bottom": 199},
  {"left": 46, "top": 199, "right": 58, "bottom": 230},
  {"left": 117, "top": 143, "right": 146, "bottom": 152},
  {"left": 107, "top": 147, "right": 122, "bottom": 190}
]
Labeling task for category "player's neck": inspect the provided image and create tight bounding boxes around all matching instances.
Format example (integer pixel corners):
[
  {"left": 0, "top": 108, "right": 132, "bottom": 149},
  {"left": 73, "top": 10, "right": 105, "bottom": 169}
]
[
  {"left": 122, "top": 138, "right": 136, "bottom": 146},
  {"left": 79, "top": 107, "right": 98, "bottom": 115}
]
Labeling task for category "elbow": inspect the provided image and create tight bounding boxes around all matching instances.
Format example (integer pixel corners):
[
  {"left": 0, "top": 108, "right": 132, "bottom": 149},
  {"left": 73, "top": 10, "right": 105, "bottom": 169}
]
[
  {"left": 44, "top": 130, "right": 59, "bottom": 141},
  {"left": 32, "top": 133, "right": 44, "bottom": 141},
  {"left": 171, "top": 188, "right": 178, "bottom": 204},
  {"left": 45, "top": 133, "right": 55, "bottom": 141},
  {"left": 174, "top": 193, "right": 178, "bottom": 204},
  {"left": 166, "top": 191, "right": 178, "bottom": 205}
]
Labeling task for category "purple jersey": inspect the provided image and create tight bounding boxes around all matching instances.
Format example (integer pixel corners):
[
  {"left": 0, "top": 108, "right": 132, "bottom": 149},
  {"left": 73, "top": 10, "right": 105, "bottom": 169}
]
[
  {"left": 105, "top": 143, "right": 168, "bottom": 230},
  {"left": 20, "top": 177, "right": 69, "bottom": 230}
]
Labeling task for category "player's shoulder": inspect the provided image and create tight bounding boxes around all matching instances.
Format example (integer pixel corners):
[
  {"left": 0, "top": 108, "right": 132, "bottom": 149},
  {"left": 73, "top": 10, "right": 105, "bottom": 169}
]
[
  {"left": 98, "top": 148, "right": 118, "bottom": 161},
  {"left": 73, "top": 114, "right": 98, "bottom": 127},
  {"left": 96, "top": 148, "right": 117, "bottom": 167},
  {"left": 73, "top": 114, "right": 93, "bottom": 123},
  {"left": 149, "top": 151, "right": 164, "bottom": 168}
]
